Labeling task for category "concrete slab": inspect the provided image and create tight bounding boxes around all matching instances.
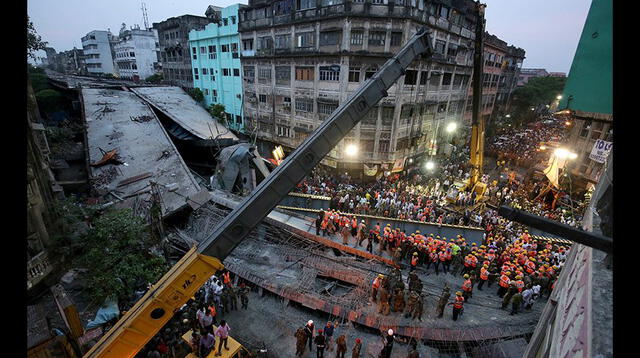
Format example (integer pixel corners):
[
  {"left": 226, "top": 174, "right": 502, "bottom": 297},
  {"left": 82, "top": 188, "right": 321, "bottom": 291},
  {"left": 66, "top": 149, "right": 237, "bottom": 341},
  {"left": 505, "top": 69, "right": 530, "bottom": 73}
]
[
  {"left": 82, "top": 88, "right": 201, "bottom": 218},
  {"left": 130, "top": 86, "right": 238, "bottom": 142}
]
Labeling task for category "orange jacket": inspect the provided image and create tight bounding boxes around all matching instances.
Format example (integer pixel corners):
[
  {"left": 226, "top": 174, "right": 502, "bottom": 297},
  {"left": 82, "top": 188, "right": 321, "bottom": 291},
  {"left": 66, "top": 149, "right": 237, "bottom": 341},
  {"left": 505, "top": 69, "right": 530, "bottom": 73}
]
[
  {"left": 453, "top": 296, "right": 464, "bottom": 309},
  {"left": 499, "top": 275, "right": 510, "bottom": 288},
  {"left": 480, "top": 267, "right": 489, "bottom": 281},
  {"left": 462, "top": 279, "right": 472, "bottom": 292}
]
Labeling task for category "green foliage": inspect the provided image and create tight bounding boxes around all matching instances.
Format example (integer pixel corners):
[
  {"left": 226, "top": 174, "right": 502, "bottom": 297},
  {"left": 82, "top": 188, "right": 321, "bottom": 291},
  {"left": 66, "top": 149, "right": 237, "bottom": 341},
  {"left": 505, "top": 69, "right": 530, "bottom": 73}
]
[
  {"left": 187, "top": 88, "right": 205, "bottom": 104},
  {"left": 145, "top": 73, "right": 163, "bottom": 84},
  {"left": 35, "top": 89, "right": 65, "bottom": 114},
  {"left": 74, "top": 209, "right": 168, "bottom": 303},
  {"left": 208, "top": 103, "right": 227, "bottom": 122},
  {"left": 510, "top": 77, "right": 566, "bottom": 125},
  {"left": 27, "top": 16, "right": 48, "bottom": 60},
  {"left": 48, "top": 197, "right": 94, "bottom": 260}
]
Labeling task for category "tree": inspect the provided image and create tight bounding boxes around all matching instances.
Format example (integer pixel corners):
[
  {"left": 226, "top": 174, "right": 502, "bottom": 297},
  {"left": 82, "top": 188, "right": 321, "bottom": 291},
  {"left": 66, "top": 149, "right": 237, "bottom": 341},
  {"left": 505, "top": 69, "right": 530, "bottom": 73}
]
[
  {"left": 27, "top": 16, "right": 48, "bottom": 60},
  {"left": 74, "top": 209, "right": 168, "bottom": 303},
  {"left": 208, "top": 103, "right": 227, "bottom": 122},
  {"left": 35, "top": 89, "right": 65, "bottom": 114},
  {"left": 510, "top": 76, "right": 566, "bottom": 126},
  {"left": 187, "top": 88, "right": 205, "bottom": 104},
  {"left": 145, "top": 73, "right": 163, "bottom": 84}
]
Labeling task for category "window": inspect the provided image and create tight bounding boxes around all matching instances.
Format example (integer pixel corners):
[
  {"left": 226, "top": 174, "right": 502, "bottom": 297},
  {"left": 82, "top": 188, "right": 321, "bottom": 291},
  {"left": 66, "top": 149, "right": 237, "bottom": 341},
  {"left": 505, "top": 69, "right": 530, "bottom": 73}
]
[
  {"left": 192, "top": 47, "right": 197, "bottom": 59},
  {"left": 429, "top": 72, "right": 441, "bottom": 87},
  {"left": 320, "top": 31, "right": 341, "bottom": 46},
  {"left": 259, "top": 67, "right": 272, "bottom": 80},
  {"left": 275, "top": 0, "right": 293, "bottom": 15},
  {"left": 434, "top": 40, "right": 446, "bottom": 54},
  {"left": 437, "top": 103, "right": 447, "bottom": 113},
  {"left": 295, "top": 66, "right": 314, "bottom": 81},
  {"left": 231, "top": 16, "right": 236, "bottom": 24},
  {"left": 213, "top": 90, "right": 218, "bottom": 97},
  {"left": 259, "top": 94, "right": 267, "bottom": 103},
  {"left": 378, "top": 140, "right": 390, "bottom": 153},
  {"left": 223, "top": 68, "right": 230, "bottom": 76},
  {"left": 202, "top": 68, "right": 208, "bottom": 75},
  {"left": 221, "top": 44, "right": 229, "bottom": 52},
  {"left": 318, "top": 102, "right": 338, "bottom": 115},
  {"left": 244, "top": 66, "right": 255, "bottom": 82},
  {"left": 319, "top": 66, "right": 340, "bottom": 81},
  {"left": 404, "top": 70, "right": 418, "bottom": 85},
  {"left": 365, "top": 66, "right": 377, "bottom": 80},
  {"left": 442, "top": 73, "right": 452, "bottom": 86},
  {"left": 368, "top": 31, "right": 386, "bottom": 46},
  {"left": 233, "top": 69, "right": 240, "bottom": 77},
  {"left": 350, "top": 31, "right": 363, "bottom": 45},
  {"left": 580, "top": 122, "right": 590, "bottom": 137},
  {"left": 243, "top": 39, "right": 254, "bottom": 51},
  {"left": 223, "top": 18, "right": 228, "bottom": 26},
  {"left": 259, "top": 36, "right": 274, "bottom": 50},
  {"left": 275, "top": 35, "right": 291, "bottom": 49},
  {"left": 200, "top": 46, "right": 206, "bottom": 54},
  {"left": 298, "top": 0, "right": 315, "bottom": 10},
  {"left": 446, "top": 43, "right": 458, "bottom": 57},
  {"left": 194, "top": 68, "right": 199, "bottom": 80},
  {"left": 440, "top": 6, "right": 449, "bottom": 19},
  {"left": 452, "top": 74, "right": 467, "bottom": 89},
  {"left": 296, "top": 32, "right": 315, "bottom": 47},
  {"left": 295, "top": 98, "right": 314, "bottom": 112},
  {"left": 276, "top": 66, "right": 291, "bottom": 85},
  {"left": 130, "top": 52, "right": 135, "bottom": 57},
  {"left": 348, "top": 67, "right": 360, "bottom": 82},
  {"left": 235, "top": 115, "right": 242, "bottom": 124},
  {"left": 208, "top": 45, "right": 215, "bottom": 53},
  {"left": 372, "top": 0, "right": 383, "bottom": 3},
  {"left": 419, "top": 71, "right": 428, "bottom": 85},
  {"left": 204, "top": 89, "right": 209, "bottom": 96},
  {"left": 362, "top": 107, "right": 378, "bottom": 126},
  {"left": 231, "top": 43, "right": 238, "bottom": 52},
  {"left": 390, "top": 32, "right": 402, "bottom": 47}
]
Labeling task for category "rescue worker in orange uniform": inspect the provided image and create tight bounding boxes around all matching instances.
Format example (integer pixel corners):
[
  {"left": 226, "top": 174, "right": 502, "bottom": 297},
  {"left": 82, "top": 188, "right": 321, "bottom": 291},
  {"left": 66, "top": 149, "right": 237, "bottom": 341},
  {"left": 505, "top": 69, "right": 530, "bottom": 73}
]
[
  {"left": 514, "top": 275, "right": 525, "bottom": 293},
  {"left": 410, "top": 251, "right": 419, "bottom": 271},
  {"left": 449, "top": 291, "right": 465, "bottom": 321},
  {"left": 478, "top": 264, "right": 489, "bottom": 291},
  {"left": 371, "top": 274, "right": 383, "bottom": 301},
  {"left": 497, "top": 271, "right": 511, "bottom": 298},
  {"left": 461, "top": 274, "right": 473, "bottom": 301}
]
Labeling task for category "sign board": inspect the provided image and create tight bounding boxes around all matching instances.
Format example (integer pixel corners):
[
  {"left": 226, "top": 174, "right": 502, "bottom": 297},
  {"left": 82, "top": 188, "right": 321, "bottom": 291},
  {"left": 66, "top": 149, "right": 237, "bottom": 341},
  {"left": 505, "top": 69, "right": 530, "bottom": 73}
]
[
  {"left": 589, "top": 139, "right": 612, "bottom": 163},
  {"left": 391, "top": 158, "right": 404, "bottom": 173},
  {"left": 364, "top": 164, "right": 378, "bottom": 176}
]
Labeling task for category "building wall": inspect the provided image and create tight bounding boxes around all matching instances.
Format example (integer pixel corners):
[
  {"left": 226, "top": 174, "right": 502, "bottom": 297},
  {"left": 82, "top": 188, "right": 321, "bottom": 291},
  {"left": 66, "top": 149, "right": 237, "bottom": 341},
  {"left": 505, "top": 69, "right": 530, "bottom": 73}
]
[
  {"left": 238, "top": 0, "right": 479, "bottom": 168},
  {"left": 567, "top": 118, "right": 612, "bottom": 185},
  {"left": 154, "top": 15, "right": 212, "bottom": 88},
  {"left": 189, "top": 5, "right": 245, "bottom": 132},
  {"left": 114, "top": 29, "right": 159, "bottom": 80},
  {"left": 81, "top": 30, "right": 116, "bottom": 74}
]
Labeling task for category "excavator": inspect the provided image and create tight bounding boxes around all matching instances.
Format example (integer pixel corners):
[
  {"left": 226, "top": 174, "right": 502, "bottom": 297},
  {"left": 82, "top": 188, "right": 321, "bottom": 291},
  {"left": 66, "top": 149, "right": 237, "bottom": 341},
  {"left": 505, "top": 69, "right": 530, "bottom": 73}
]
[{"left": 82, "top": 3, "right": 486, "bottom": 356}]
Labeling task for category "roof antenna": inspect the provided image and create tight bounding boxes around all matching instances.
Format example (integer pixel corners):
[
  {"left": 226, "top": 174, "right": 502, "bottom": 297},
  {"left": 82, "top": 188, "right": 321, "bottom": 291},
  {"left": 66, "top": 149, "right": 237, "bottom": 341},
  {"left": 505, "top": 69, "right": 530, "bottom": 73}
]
[{"left": 141, "top": 2, "right": 150, "bottom": 30}]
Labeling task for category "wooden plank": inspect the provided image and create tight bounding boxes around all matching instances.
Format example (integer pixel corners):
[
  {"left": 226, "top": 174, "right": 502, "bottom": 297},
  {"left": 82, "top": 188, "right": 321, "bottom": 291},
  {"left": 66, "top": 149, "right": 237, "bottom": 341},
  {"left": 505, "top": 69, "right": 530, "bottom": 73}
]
[{"left": 116, "top": 172, "right": 153, "bottom": 187}]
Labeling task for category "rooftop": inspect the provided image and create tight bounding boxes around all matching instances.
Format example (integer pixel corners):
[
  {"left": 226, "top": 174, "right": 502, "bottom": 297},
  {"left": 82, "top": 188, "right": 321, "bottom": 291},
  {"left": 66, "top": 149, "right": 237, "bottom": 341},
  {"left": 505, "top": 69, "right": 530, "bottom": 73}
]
[
  {"left": 82, "top": 88, "right": 202, "bottom": 218},
  {"left": 130, "top": 86, "right": 239, "bottom": 142}
]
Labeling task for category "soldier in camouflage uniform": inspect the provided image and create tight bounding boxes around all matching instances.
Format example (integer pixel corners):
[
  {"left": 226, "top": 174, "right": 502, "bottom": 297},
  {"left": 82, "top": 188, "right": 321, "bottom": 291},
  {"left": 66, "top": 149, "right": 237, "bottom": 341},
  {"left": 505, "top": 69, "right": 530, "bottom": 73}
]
[
  {"left": 392, "top": 288, "right": 406, "bottom": 313},
  {"left": 294, "top": 326, "right": 307, "bottom": 357},
  {"left": 412, "top": 293, "right": 424, "bottom": 321},
  {"left": 378, "top": 286, "right": 391, "bottom": 316},
  {"left": 239, "top": 283, "right": 249, "bottom": 309},
  {"left": 392, "top": 247, "right": 403, "bottom": 267},
  {"left": 228, "top": 285, "right": 238, "bottom": 311},
  {"left": 436, "top": 285, "right": 451, "bottom": 318},
  {"left": 407, "top": 272, "right": 423, "bottom": 294},
  {"left": 404, "top": 291, "right": 419, "bottom": 319},
  {"left": 501, "top": 282, "right": 517, "bottom": 309},
  {"left": 220, "top": 288, "right": 230, "bottom": 314}
]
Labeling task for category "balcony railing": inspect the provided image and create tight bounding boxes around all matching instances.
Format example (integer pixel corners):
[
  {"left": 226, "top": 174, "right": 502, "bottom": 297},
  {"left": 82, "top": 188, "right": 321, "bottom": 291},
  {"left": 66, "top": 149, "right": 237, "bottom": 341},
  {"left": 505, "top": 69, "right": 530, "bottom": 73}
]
[{"left": 27, "top": 251, "right": 54, "bottom": 290}]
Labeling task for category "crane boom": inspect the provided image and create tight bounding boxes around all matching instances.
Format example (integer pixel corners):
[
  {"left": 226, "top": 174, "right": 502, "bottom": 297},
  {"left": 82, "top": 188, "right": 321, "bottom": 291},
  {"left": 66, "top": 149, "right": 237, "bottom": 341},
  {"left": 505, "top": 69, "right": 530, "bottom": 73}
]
[
  {"left": 83, "top": 27, "right": 434, "bottom": 358},
  {"left": 468, "top": 1, "right": 487, "bottom": 195}
]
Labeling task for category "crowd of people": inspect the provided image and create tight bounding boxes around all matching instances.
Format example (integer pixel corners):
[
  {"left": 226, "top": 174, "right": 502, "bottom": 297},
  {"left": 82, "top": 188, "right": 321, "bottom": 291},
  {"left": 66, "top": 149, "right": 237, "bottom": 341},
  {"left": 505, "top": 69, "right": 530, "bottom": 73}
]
[{"left": 486, "top": 118, "right": 568, "bottom": 169}]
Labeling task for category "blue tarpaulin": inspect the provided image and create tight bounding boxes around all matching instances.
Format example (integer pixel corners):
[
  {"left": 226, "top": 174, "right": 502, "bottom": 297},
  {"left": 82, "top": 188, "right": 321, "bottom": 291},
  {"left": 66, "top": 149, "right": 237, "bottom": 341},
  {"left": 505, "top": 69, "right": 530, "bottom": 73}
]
[{"left": 86, "top": 297, "right": 120, "bottom": 329}]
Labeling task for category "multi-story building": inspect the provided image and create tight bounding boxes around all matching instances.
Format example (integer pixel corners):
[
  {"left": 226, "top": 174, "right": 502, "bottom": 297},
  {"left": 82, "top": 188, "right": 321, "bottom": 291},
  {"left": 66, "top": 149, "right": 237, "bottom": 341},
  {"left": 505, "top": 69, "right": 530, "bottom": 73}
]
[
  {"left": 189, "top": 4, "right": 246, "bottom": 132},
  {"left": 153, "top": 14, "right": 212, "bottom": 88},
  {"left": 548, "top": 71, "right": 566, "bottom": 78},
  {"left": 58, "top": 48, "right": 86, "bottom": 74},
  {"left": 113, "top": 26, "right": 160, "bottom": 81},
  {"left": 517, "top": 68, "right": 549, "bottom": 86},
  {"left": 81, "top": 30, "right": 117, "bottom": 75},
  {"left": 495, "top": 45, "right": 525, "bottom": 115},
  {"left": 555, "top": 0, "right": 612, "bottom": 194},
  {"left": 239, "top": 0, "right": 479, "bottom": 172}
]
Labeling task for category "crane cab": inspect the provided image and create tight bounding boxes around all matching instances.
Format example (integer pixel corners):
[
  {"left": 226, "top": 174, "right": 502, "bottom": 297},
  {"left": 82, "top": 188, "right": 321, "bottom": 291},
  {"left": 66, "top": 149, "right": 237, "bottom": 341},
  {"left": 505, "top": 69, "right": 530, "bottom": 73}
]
[{"left": 182, "top": 328, "right": 251, "bottom": 358}]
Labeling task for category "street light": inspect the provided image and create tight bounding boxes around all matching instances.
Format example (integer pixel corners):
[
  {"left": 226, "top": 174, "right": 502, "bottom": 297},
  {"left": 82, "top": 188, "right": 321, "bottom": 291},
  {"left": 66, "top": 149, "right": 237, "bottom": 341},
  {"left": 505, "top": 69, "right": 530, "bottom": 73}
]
[
  {"left": 425, "top": 161, "right": 435, "bottom": 170},
  {"left": 554, "top": 148, "right": 578, "bottom": 160},
  {"left": 345, "top": 143, "right": 358, "bottom": 157},
  {"left": 556, "top": 95, "right": 563, "bottom": 100},
  {"left": 505, "top": 114, "right": 511, "bottom": 118},
  {"left": 446, "top": 122, "right": 457, "bottom": 133}
]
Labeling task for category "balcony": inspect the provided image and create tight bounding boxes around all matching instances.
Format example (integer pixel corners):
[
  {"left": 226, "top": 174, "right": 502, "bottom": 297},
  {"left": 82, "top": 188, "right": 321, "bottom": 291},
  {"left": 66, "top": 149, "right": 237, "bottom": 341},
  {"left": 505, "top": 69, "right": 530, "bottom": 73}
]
[{"left": 27, "top": 251, "right": 54, "bottom": 290}]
